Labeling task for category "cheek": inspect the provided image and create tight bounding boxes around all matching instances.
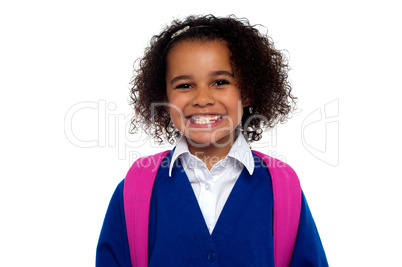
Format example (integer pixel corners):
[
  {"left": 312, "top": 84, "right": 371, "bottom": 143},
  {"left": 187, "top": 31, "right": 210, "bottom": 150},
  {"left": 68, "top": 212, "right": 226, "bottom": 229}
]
[
  {"left": 168, "top": 107, "right": 182, "bottom": 121},
  {"left": 227, "top": 96, "right": 244, "bottom": 115},
  {"left": 166, "top": 96, "right": 183, "bottom": 117},
  {"left": 168, "top": 110, "right": 187, "bottom": 134},
  {"left": 232, "top": 102, "right": 245, "bottom": 126},
  {"left": 166, "top": 98, "right": 186, "bottom": 130}
]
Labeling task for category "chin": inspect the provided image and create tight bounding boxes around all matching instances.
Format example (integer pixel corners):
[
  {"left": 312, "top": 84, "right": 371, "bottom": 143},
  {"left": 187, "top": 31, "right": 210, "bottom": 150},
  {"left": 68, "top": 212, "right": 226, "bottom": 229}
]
[{"left": 186, "top": 132, "right": 234, "bottom": 148}]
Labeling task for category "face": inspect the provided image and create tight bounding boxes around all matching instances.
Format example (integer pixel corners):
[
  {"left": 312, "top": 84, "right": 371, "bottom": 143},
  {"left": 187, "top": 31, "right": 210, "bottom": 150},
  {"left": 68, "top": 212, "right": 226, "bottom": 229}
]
[{"left": 165, "top": 40, "right": 245, "bottom": 154}]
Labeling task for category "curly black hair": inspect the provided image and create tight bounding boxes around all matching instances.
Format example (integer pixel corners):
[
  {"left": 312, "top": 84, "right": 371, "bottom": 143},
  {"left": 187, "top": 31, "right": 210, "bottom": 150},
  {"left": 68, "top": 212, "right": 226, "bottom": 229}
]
[{"left": 130, "top": 14, "right": 296, "bottom": 144}]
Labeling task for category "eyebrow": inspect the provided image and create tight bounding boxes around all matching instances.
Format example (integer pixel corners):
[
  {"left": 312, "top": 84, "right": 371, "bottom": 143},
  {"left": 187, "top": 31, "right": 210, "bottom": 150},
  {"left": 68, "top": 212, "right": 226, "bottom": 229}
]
[{"left": 170, "top": 70, "right": 234, "bottom": 85}]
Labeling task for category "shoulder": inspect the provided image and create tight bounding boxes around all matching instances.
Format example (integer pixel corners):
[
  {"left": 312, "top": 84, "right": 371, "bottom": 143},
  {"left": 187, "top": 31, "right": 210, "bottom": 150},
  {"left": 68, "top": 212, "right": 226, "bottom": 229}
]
[
  {"left": 251, "top": 150, "right": 297, "bottom": 176},
  {"left": 252, "top": 150, "right": 301, "bottom": 200},
  {"left": 125, "top": 150, "right": 172, "bottom": 181},
  {"left": 123, "top": 150, "right": 173, "bottom": 208},
  {"left": 129, "top": 150, "right": 172, "bottom": 169}
]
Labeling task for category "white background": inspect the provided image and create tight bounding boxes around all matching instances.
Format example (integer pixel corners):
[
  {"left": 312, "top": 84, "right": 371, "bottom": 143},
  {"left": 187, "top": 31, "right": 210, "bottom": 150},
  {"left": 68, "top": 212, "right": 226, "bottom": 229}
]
[{"left": 1, "top": 0, "right": 401, "bottom": 266}]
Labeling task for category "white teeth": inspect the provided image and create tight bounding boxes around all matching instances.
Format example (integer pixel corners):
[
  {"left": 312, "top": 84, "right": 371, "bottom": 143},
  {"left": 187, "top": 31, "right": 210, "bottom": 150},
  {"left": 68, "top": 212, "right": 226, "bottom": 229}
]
[{"left": 189, "top": 115, "right": 223, "bottom": 124}]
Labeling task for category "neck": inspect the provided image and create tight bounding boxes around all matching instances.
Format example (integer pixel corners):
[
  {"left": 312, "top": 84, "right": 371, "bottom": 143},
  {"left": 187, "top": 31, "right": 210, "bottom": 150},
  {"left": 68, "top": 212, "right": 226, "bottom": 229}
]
[{"left": 186, "top": 133, "right": 236, "bottom": 170}]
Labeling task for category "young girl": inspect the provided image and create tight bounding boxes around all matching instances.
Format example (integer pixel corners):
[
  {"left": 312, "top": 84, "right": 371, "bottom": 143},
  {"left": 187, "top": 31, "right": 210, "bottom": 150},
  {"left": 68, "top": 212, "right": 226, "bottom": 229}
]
[{"left": 97, "top": 15, "right": 328, "bottom": 266}]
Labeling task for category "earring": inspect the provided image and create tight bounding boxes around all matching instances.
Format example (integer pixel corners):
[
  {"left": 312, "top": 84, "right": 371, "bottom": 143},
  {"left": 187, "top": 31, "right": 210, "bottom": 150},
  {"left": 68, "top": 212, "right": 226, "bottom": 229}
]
[{"left": 249, "top": 106, "right": 253, "bottom": 114}]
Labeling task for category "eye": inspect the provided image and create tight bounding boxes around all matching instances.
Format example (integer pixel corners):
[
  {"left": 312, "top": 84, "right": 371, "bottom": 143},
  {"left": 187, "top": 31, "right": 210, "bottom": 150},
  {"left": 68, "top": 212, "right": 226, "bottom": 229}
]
[
  {"left": 175, "top": 83, "right": 192, "bottom": 90},
  {"left": 213, "top": 80, "right": 230, "bottom": 86}
]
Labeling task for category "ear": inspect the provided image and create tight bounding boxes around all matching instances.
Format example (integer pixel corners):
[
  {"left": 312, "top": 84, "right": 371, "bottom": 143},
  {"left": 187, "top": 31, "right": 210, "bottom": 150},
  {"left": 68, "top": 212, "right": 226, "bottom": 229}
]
[{"left": 242, "top": 97, "right": 250, "bottom": 107}]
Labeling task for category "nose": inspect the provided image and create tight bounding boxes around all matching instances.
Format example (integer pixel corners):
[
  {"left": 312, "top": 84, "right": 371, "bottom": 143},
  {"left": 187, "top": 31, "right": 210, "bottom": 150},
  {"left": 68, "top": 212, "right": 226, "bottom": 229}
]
[{"left": 192, "top": 87, "right": 215, "bottom": 107}]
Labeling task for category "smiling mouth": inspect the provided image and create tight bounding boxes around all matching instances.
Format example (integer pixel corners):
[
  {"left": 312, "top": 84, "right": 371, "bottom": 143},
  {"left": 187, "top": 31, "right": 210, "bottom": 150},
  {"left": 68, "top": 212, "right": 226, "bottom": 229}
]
[{"left": 188, "top": 115, "right": 224, "bottom": 125}]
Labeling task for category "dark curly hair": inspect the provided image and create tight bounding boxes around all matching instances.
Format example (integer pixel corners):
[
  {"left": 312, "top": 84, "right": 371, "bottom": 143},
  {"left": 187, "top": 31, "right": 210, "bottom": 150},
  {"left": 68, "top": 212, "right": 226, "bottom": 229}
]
[{"left": 130, "top": 14, "right": 296, "bottom": 144}]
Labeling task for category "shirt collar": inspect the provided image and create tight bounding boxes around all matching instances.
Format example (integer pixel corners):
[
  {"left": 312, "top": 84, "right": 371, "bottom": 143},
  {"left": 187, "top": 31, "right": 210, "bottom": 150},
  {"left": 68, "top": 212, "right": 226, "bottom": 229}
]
[
  {"left": 169, "top": 136, "right": 191, "bottom": 177},
  {"left": 168, "top": 133, "right": 254, "bottom": 177}
]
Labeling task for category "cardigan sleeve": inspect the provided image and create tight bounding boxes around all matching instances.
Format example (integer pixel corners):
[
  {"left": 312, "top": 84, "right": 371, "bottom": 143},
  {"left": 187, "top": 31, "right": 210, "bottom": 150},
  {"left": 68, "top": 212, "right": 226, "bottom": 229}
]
[
  {"left": 290, "top": 191, "right": 329, "bottom": 266},
  {"left": 96, "top": 180, "right": 132, "bottom": 267}
]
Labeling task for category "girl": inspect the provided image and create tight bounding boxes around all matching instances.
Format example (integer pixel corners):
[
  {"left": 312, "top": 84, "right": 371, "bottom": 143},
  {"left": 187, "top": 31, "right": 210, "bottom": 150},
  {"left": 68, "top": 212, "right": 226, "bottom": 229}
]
[{"left": 97, "top": 15, "right": 328, "bottom": 266}]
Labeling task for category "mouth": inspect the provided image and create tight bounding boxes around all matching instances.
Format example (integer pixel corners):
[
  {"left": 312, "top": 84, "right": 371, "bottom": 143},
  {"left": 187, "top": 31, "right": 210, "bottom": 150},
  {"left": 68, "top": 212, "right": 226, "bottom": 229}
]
[{"left": 186, "top": 114, "right": 224, "bottom": 125}]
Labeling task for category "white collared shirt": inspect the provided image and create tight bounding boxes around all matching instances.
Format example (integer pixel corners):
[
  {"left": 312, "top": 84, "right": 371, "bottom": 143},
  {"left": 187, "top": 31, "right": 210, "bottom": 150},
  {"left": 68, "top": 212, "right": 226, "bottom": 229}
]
[{"left": 169, "top": 133, "right": 254, "bottom": 234}]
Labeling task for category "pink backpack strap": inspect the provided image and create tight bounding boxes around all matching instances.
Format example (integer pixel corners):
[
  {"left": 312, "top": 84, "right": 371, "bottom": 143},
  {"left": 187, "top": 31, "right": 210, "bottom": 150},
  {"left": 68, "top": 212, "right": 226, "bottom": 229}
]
[
  {"left": 123, "top": 150, "right": 170, "bottom": 267},
  {"left": 252, "top": 150, "right": 302, "bottom": 267}
]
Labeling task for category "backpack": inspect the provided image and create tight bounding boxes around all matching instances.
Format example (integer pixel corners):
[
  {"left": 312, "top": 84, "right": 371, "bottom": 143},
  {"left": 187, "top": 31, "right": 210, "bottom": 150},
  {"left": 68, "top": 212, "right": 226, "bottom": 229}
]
[{"left": 123, "top": 150, "right": 301, "bottom": 267}]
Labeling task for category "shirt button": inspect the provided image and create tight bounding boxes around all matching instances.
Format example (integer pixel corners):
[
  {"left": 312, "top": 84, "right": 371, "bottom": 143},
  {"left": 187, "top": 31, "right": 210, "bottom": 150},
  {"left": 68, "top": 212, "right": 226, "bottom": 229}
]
[
  {"left": 207, "top": 251, "right": 216, "bottom": 262},
  {"left": 205, "top": 183, "right": 210, "bottom": 190}
]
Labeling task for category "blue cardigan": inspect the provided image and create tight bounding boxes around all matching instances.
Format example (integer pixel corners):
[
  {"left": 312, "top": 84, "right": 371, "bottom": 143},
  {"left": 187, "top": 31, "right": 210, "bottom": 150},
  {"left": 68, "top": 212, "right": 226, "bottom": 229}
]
[{"left": 97, "top": 153, "right": 328, "bottom": 266}]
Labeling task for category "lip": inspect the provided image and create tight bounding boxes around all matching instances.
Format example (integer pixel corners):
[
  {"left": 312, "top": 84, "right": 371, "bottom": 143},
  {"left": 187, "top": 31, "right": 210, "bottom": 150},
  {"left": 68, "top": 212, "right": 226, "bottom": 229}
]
[{"left": 185, "top": 113, "right": 224, "bottom": 118}]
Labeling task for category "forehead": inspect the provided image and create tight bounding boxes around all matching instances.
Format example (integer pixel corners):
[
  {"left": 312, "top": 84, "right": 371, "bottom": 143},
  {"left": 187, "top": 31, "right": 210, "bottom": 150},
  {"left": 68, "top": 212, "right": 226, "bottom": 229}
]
[{"left": 166, "top": 40, "right": 232, "bottom": 73}]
